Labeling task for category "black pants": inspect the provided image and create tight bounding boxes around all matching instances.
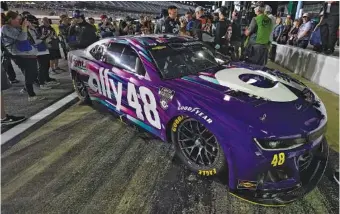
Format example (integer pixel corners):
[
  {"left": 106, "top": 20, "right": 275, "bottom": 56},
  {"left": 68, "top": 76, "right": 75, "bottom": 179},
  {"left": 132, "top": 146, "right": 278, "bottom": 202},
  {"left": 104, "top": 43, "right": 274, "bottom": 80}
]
[
  {"left": 37, "top": 54, "right": 50, "bottom": 85},
  {"left": 2, "top": 55, "right": 16, "bottom": 81},
  {"left": 13, "top": 57, "right": 38, "bottom": 97},
  {"left": 320, "top": 16, "right": 339, "bottom": 52},
  {"left": 245, "top": 44, "right": 269, "bottom": 66}
]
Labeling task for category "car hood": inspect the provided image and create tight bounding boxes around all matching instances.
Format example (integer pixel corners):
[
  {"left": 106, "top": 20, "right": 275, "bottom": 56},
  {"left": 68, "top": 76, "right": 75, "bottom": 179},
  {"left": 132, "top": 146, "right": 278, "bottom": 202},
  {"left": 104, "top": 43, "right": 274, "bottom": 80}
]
[{"left": 164, "top": 63, "right": 327, "bottom": 137}]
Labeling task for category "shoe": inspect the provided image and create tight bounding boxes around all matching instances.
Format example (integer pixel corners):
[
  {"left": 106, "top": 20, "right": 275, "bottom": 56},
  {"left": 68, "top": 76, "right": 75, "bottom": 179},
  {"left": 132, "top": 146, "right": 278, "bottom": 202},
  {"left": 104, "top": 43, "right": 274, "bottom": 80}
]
[
  {"left": 1, "top": 114, "right": 27, "bottom": 126},
  {"left": 55, "top": 67, "right": 66, "bottom": 72},
  {"left": 50, "top": 69, "right": 60, "bottom": 75},
  {"left": 10, "top": 79, "right": 19, "bottom": 84},
  {"left": 20, "top": 88, "right": 27, "bottom": 94},
  {"left": 40, "top": 84, "right": 52, "bottom": 90},
  {"left": 28, "top": 96, "right": 46, "bottom": 102},
  {"left": 324, "top": 50, "right": 333, "bottom": 55},
  {"left": 46, "top": 80, "right": 60, "bottom": 86}
]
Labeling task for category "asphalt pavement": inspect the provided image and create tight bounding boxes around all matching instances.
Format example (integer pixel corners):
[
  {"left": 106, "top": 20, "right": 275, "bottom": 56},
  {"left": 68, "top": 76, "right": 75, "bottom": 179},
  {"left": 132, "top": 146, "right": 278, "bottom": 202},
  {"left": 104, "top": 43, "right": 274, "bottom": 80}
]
[
  {"left": 1, "top": 103, "right": 339, "bottom": 214},
  {"left": 1, "top": 54, "right": 73, "bottom": 134}
]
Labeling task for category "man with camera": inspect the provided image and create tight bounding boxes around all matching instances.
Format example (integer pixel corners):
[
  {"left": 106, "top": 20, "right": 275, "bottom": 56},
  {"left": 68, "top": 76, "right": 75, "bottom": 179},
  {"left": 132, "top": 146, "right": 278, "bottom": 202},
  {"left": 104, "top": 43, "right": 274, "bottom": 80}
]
[{"left": 2, "top": 10, "right": 45, "bottom": 102}]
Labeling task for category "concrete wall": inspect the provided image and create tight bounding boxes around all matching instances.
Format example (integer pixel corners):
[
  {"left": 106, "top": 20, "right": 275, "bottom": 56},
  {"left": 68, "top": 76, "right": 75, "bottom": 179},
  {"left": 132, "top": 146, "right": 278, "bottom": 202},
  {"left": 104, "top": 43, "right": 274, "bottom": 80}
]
[{"left": 274, "top": 43, "right": 339, "bottom": 95}]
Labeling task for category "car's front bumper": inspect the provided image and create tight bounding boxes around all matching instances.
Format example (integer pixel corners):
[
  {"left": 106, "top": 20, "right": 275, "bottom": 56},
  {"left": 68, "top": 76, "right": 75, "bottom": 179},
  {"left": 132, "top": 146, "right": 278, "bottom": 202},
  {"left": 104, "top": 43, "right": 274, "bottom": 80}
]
[{"left": 229, "top": 137, "right": 329, "bottom": 206}]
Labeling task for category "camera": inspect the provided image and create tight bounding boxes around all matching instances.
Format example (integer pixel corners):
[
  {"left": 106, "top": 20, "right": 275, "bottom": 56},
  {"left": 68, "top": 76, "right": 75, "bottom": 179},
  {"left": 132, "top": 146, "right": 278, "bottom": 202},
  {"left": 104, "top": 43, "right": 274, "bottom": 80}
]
[{"left": 20, "top": 13, "right": 39, "bottom": 26}]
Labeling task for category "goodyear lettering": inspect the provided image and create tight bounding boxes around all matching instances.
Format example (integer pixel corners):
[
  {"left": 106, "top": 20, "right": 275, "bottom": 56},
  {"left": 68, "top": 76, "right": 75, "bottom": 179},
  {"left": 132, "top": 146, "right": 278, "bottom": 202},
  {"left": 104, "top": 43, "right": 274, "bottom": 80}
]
[
  {"left": 178, "top": 106, "right": 213, "bottom": 124},
  {"left": 198, "top": 168, "right": 217, "bottom": 176},
  {"left": 172, "top": 115, "right": 184, "bottom": 132}
]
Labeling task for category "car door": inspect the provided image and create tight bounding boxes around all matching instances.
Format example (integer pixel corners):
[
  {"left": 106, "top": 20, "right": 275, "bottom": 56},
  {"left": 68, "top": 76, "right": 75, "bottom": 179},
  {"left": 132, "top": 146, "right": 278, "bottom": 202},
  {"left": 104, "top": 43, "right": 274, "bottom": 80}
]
[{"left": 96, "top": 42, "right": 163, "bottom": 136}]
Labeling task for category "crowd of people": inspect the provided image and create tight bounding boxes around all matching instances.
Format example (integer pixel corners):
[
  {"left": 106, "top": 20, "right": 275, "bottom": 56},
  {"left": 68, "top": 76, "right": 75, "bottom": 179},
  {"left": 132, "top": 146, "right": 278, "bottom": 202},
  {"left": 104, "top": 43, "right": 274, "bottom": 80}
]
[
  {"left": 1, "top": 1, "right": 339, "bottom": 126},
  {"left": 272, "top": 1, "right": 339, "bottom": 55}
]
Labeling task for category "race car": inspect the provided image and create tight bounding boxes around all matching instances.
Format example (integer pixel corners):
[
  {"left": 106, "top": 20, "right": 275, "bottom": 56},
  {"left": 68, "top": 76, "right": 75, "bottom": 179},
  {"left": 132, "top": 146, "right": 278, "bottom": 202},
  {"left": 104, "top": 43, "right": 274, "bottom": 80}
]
[{"left": 68, "top": 34, "right": 328, "bottom": 206}]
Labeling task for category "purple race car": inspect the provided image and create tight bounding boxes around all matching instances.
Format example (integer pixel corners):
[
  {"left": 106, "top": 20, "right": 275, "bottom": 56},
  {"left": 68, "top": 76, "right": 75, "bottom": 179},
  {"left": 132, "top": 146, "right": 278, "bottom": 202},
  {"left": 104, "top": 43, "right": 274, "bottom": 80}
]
[{"left": 68, "top": 34, "right": 328, "bottom": 206}]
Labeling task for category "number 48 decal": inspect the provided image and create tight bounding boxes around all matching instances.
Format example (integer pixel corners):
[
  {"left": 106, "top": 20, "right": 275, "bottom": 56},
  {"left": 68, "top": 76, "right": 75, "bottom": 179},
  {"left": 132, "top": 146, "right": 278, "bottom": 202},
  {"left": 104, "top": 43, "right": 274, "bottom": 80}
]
[
  {"left": 127, "top": 83, "right": 161, "bottom": 129},
  {"left": 271, "top": 153, "right": 285, "bottom": 167}
]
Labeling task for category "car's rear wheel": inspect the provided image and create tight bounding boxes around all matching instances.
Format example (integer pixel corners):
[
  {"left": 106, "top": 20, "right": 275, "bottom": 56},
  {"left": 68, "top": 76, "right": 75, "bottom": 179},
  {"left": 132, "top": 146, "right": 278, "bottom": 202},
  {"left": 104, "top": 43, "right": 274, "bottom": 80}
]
[
  {"left": 172, "top": 117, "right": 226, "bottom": 176},
  {"left": 72, "top": 73, "right": 91, "bottom": 104}
]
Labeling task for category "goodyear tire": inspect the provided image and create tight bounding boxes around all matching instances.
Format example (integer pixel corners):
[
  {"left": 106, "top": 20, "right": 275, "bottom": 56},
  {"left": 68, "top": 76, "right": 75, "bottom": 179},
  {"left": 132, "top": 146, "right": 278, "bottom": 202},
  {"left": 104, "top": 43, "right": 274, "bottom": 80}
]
[
  {"left": 72, "top": 73, "right": 91, "bottom": 105},
  {"left": 171, "top": 116, "right": 226, "bottom": 176}
]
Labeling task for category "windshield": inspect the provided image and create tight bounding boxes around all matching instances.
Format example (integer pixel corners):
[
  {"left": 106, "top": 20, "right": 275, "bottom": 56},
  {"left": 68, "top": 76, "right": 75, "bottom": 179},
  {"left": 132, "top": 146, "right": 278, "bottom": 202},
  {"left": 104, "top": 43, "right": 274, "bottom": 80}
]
[{"left": 150, "top": 42, "right": 225, "bottom": 79}]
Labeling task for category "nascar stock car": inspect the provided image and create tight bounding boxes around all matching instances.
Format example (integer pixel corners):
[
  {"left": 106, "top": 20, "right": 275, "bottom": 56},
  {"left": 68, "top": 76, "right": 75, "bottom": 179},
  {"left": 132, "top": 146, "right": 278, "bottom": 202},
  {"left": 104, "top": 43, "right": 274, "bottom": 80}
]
[{"left": 68, "top": 34, "right": 328, "bottom": 206}]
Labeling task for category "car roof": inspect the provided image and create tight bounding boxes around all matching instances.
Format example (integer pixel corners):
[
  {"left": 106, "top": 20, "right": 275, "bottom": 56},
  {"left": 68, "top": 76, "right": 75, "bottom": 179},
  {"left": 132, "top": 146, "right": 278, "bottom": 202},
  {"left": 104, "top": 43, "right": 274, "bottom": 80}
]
[{"left": 106, "top": 34, "right": 197, "bottom": 48}]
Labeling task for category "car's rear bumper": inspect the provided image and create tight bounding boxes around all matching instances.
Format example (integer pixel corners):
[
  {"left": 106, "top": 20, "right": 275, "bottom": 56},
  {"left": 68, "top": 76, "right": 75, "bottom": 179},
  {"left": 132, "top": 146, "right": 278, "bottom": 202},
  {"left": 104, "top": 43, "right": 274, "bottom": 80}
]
[{"left": 229, "top": 137, "right": 329, "bottom": 206}]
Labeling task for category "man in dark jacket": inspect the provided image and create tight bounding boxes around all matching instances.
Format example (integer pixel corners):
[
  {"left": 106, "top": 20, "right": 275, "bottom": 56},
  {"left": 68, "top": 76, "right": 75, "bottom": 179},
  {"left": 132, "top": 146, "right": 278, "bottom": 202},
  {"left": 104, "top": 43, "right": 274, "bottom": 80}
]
[
  {"left": 191, "top": 6, "right": 206, "bottom": 40},
  {"left": 230, "top": 10, "right": 242, "bottom": 60},
  {"left": 164, "top": 5, "right": 180, "bottom": 34},
  {"left": 318, "top": 1, "right": 339, "bottom": 54},
  {"left": 214, "top": 7, "right": 230, "bottom": 55},
  {"left": 59, "top": 14, "right": 70, "bottom": 59},
  {"left": 68, "top": 10, "right": 98, "bottom": 50}
]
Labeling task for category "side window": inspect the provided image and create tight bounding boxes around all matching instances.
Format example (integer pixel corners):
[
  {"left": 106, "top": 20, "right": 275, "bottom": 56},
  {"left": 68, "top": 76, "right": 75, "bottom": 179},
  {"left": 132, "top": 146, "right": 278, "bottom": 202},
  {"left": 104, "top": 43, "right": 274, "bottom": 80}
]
[
  {"left": 105, "top": 43, "right": 146, "bottom": 76},
  {"left": 120, "top": 46, "right": 139, "bottom": 73},
  {"left": 104, "top": 43, "right": 125, "bottom": 66}
]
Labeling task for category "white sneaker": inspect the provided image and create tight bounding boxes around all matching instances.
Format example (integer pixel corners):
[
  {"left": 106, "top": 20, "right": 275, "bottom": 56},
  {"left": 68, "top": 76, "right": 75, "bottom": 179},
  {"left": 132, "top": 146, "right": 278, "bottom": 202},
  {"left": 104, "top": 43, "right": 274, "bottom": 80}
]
[
  {"left": 46, "top": 80, "right": 60, "bottom": 86},
  {"left": 40, "top": 84, "right": 52, "bottom": 90},
  {"left": 28, "top": 96, "right": 46, "bottom": 102},
  {"left": 50, "top": 69, "right": 59, "bottom": 75}
]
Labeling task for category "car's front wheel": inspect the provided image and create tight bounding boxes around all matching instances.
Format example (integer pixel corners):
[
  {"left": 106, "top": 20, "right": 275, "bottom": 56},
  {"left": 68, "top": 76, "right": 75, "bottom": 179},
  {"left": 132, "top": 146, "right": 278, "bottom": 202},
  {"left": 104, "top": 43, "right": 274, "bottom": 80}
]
[
  {"left": 171, "top": 117, "right": 227, "bottom": 176},
  {"left": 72, "top": 73, "right": 91, "bottom": 105}
]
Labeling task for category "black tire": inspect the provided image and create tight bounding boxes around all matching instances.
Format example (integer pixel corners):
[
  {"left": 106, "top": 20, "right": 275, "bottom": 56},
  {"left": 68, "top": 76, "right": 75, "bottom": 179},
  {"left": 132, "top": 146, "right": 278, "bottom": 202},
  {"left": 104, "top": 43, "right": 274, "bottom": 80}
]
[
  {"left": 171, "top": 117, "right": 227, "bottom": 176},
  {"left": 72, "top": 73, "right": 91, "bottom": 105}
]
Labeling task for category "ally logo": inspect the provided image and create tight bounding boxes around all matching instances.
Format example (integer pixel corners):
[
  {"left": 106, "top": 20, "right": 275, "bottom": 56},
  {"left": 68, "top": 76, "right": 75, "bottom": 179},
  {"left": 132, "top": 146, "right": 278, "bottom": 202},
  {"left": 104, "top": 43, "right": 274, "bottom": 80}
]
[{"left": 88, "top": 67, "right": 161, "bottom": 129}]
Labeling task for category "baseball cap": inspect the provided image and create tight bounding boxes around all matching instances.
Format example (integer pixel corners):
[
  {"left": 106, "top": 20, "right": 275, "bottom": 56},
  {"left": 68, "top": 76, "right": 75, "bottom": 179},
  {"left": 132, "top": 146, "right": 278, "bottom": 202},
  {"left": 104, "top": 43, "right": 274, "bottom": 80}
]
[
  {"left": 302, "top": 13, "right": 309, "bottom": 17},
  {"left": 72, "top": 10, "right": 81, "bottom": 18},
  {"left": 100, "top": 14, "right": 107, "bottom": 19},
  {"left": 195, "top": 6, "right": 203, "bottom": 13}
]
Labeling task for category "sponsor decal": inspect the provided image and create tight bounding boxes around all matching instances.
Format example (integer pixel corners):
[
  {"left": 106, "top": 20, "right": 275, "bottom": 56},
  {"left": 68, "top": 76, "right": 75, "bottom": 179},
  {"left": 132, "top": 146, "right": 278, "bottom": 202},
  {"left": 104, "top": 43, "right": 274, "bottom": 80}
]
[
  {"left": 271, "top": 152, "right": 285, "bottom": 167},
  {"left": 215, "top": 68, "right": 299, "bottom": 102},
  {"left": 198, "top": 169, "right": 217, "bottom": 176},
  {"left": 237, "top": 180, "right": 258, "bottom": 190},
  {"left": 88, "top": 67, "right": 161, "bottom": 129},
  {"left": 158, "top": 87, "right": 175, "bottom": 110},
  {"left": 172, "top": 115, "right": 184, "bottom": 132},
  {"left": 183, "top": 41, "right": 202, "bottom": 46},
  {"left": 178, "top": 106, "right": 212, "bottom": 124},
  {"left": 72, "top": 58, "right": 87, "bottom": 72},
  {"left": 152, "top": 46, "right": 166, "bottom": 50}
]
